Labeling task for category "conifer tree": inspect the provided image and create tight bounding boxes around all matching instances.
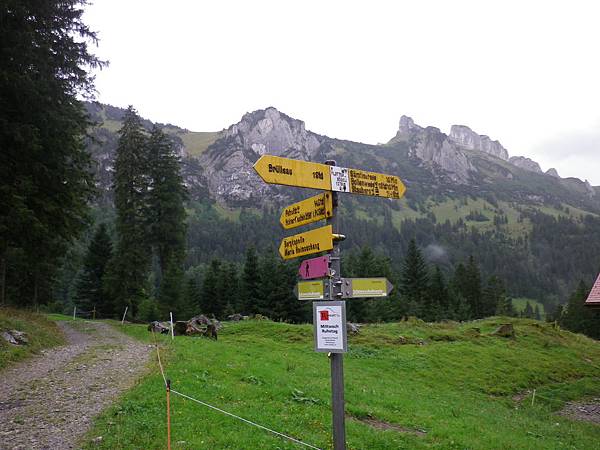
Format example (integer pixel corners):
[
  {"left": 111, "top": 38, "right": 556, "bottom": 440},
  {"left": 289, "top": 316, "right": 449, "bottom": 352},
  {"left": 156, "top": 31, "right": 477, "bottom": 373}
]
[
  {"left": 533, "top": 305, "right": 541, "bottom": 321},
  {"left": 241, "top": 247, "right": 260, "bottom": 314},
  {"left": 74, "top": 224, "right": 113, "bottom": 315},
  {"left": 523, "top": 301, "right": 534, "bottom": 319},
  {"left": 482, "top": 275, "right": 506, "bottom": 318},
  {"left": 0, "top": 0, "right": 103, "bottom": 305},
  {"left": 399, "top": 239, "right": 429, "bottom": 318},
  {"left": 427, "top": 266, "right": 448, "bottom": 321},
  {"left": 146, "top": 126, "right": 187, "bottom": 312},
  {"left": 559, "top": 281, "right": 600, "bottom": 338},
  {"left": 107, "top": 107, "right": 151, "bottom": 318},
  {"left": 200, "top": 259, "right": 225, "bottom": 318},
  {"left": 464, "top": 256, "right": 483, "bottom": 318}
]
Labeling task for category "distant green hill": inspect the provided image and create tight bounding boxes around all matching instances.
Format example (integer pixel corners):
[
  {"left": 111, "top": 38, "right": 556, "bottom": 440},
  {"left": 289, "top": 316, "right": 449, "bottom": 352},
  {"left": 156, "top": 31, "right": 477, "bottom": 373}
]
[{"left": 83, "top": 317, "right": 600, "bottom": 449}]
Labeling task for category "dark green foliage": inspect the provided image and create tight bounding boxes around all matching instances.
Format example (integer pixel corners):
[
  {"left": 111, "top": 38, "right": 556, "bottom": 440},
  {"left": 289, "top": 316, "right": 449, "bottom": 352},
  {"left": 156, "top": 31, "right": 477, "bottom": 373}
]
[
  {"left": 74, "top": 224, "right": 112, "bottom": 315},
  {"left": 146, "top": 126, "right": 187, "bottom": 312},
  {"left": 522, "top": 301, "right": 534, "bottom": 319},
  {"left": 200, "top": 259, "right": 225, "bottom": 318},
  {"left": 0, "top": 0, "right": 103, "bottom": 305},
  {"left": 108, "top": 107, "right": 151, "bottom": 318},
  {"left": 399, "top": 239, "right": 430, "bottom": 318},
  {"left": 241, "top": 247, "right": 261, "bottom": 314},
  {"left": 452, "top": 256, "right": 483, "bottom": 319},
  {"left": 428, "top": 266, "right": 449, "bottom": 321},
  {"left": 558, "top": 281, "right": 600, "bottom": 339},
  {"left": 482, "top": 275, "right": 507, "bottom": 318}
]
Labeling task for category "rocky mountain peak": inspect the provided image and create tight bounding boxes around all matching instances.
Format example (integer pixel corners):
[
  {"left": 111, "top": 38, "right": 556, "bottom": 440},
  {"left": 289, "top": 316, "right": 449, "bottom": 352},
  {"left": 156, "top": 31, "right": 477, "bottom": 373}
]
[
  {"left": 449, "top": 125, "right": 509, "bottom": 161},
  {"left": 509, "top": 156, "right": 543, "bottom": 174},
  {"left": 545, "top": 168, "right": 560, "bottom": 178},
  {"left": 200, "top": 107, "right": 324, "bottom": 204},
  {"left": 398, "top": 115, "right": 423, "bottom": 134},
  {"left": 224, "top": 107, "right": 321, "bottom": 160}
]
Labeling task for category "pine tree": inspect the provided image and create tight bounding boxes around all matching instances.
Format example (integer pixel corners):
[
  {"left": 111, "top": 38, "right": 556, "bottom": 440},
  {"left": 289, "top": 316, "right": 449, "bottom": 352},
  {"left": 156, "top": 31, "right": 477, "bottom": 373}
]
[
  {"left": 482, "top": 275, "right": 506, "bottom": 318},
  {"left": 522, "top": 301, "right": 534, "bottom": 319},
  {"left": 241, "top": 247, "right": 261, "bottom": 314},
  {"left": 0, "top": 0, "right": 103, "bottom": 305},
  {"left": 75, "top": 224, "right": 113, "bottom": 316},
  {"left": 146, "top": 126, "right": 187, "bottom": 312},
  {"left": 559, "top": 281, "right": 600, "bottom": 338},
  {"left": 399, "top": 239, "right": 430, "bottom": 319},
  {"left": 108, "top": 107, "right": 151, "bottom": 318},
  {"left": 464, "top": 256, "right": 483, "bottom": 318},
  {"left": 427, "top": 266, "right": 448, "bottom": 321},
  {"left": 534, "top": 304, "right": 541, "bottom": 321},
  {"left": 183, "top": 275, "right": 202, "bottom": 315},
  {"left": 200, "top": 259, "right": 225, "bottom": 318}
]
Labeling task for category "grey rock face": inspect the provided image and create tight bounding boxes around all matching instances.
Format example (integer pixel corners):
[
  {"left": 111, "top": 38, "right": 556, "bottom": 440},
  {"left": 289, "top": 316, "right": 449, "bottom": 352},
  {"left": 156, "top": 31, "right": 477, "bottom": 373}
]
[
  {"left": 200, "top": 107, "right": 323, "bottom": 204},
  {"left": 546, "top": 168, "right": 560, "bottom": 178},
  {"left": 410, "top": 126, "right": 475, "bottom": 183},
  {"left": 398, "top": 115, "right": 423, "bottom": 134},
  {"left": 449, "top": 125, "right": 509, "bottom": 161},
  {"left": 509, "top": 156, "right": 543, "bottom": 174}
]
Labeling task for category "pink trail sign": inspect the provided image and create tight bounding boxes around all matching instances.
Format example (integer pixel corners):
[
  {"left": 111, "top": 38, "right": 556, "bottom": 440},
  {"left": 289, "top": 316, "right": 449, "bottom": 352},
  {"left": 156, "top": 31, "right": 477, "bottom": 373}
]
[{"left": 299, "top": 256, "right": 330, "bottom": 280}]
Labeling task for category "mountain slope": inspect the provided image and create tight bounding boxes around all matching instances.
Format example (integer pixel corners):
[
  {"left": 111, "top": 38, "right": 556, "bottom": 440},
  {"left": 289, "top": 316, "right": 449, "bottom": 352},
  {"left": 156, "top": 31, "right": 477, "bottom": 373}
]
[{"left": 81, "top": 103, "right": 600, "bottom": 303}]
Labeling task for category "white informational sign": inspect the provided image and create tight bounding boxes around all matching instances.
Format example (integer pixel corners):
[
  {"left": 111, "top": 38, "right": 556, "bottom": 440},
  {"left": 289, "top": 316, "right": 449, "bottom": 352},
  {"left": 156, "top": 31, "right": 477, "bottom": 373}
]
[
  {"left": 313, "top": 301, "right": 347, "bottom": 353},
  {"left": 330, "top": 166, "right": 350, "bottom": 193}
]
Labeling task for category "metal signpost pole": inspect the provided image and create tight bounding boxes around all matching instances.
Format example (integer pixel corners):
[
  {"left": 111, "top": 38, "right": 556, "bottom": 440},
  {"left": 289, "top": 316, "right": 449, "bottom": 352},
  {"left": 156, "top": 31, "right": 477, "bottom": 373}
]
[{"left": 325, "top": 160, "right": 346, "bottom": 450}]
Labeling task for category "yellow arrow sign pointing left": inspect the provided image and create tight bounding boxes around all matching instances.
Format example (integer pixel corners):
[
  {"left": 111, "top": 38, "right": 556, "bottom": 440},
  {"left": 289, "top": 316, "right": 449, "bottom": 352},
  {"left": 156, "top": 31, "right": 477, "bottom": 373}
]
[
  {"left": 253, "top": 155, "right": 332, "bottom": 190},
  {"left": 279, "top": 225, "right": 333, "bottom": 260}
]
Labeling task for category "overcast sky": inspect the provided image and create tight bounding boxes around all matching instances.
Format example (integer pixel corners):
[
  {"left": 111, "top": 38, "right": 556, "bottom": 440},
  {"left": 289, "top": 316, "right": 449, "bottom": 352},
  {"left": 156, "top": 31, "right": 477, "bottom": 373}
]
[{"left": 83, "top": 0, "right": 600, "bottom": 185}]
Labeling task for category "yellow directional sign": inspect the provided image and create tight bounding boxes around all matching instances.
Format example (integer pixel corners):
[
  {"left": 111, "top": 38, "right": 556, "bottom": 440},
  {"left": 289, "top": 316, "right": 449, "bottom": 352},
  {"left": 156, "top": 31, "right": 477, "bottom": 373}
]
[
  {"left": 279, "top": 225, "right": 333, "bottom": 260},
  {"left": 254, "top": 154, "right": 406, "bottom": 200},
  {"left": 280, "top": 192, "right": 333, "bottom": 230},
  {"left": 347, "top": 169, "right": 406, "bottom": 199},
  {"left": 295, "top": 280, "right": 325, "bottom": 300},
  {"left": 341, "top": 278, "right": 393, "bottom": 298},
  {"left": 254, "top": 155, "right": 332, "bottom": 190}
]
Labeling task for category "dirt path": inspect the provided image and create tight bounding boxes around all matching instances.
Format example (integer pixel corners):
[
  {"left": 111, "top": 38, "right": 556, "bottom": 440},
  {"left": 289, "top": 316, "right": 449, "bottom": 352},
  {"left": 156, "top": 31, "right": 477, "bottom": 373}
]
[{"left": 0, "top": 321, "right": 151, "bottom": 450}]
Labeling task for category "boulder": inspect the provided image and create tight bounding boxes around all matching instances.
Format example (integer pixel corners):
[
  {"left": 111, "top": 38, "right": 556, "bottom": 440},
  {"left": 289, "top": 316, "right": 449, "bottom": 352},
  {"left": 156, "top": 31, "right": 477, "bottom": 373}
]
[
  {"left": 492, "top": 323, "right": 515, "bottom": 338},
  {"left": 1, "top": 330, "right": 28, "bottom": 345},
  {"left": 346, "top": 322, "right": 361, "bottom": 334},
  {"left": 228, "top": 313, "right": 244, "bottom": 321},
  {"left": 147, "top": 321, "right": 170, "bottom": 334}
]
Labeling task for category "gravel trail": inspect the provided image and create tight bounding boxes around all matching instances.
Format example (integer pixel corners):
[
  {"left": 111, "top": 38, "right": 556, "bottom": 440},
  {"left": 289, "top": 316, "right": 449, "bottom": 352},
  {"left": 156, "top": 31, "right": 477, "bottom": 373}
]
[{"left": 0, "top": 321, "right": 151, "bottom": 449}]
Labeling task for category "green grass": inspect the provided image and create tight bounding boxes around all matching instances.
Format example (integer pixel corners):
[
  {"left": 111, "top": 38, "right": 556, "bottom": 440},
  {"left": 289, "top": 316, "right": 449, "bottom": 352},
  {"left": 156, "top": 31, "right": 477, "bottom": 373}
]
[
  {"left": 82, "top": 317, "right": 599, "bottom": 449},
  {"left": 0, "top": 307, "right": 65, "bottom": 369},
  {"left": 178, "top": 131, "right": 221, "bottom": 156},
  {"left": 512, "top": 298, "right": 546, "bottom": 319}
]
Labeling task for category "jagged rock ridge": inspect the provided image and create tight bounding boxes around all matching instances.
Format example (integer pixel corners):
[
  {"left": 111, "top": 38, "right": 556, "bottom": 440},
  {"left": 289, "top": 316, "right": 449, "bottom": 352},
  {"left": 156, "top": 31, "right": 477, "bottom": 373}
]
[
  {"left": 200, "top": 107, "right": 324, "bottom": 204},
  {"left": 449, "top": 125, "right": 509, "bottom": 161}
]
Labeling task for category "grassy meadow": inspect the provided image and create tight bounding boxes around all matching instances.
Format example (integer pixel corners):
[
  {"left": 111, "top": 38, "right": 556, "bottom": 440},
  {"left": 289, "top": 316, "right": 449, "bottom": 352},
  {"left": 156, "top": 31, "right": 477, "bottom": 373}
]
[
  {"left": 82, "top": 317, "right": 600, "bottom": 449},
  {"left": 0, "top": 307, "right": 65, "bottom": 369}
]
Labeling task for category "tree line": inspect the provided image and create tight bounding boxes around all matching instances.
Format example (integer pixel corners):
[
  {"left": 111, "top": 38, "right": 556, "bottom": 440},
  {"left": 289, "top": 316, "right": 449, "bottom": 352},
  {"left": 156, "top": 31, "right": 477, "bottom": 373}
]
[{"left": 74, "top": 107, "right": 187, "bottom": 320}]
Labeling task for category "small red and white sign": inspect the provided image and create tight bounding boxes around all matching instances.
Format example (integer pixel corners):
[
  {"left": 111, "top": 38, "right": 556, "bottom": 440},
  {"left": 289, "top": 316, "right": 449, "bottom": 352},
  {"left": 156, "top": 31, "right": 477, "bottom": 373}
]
[{"left": 313, "top": 301, "right": 347, "bottom": 353}]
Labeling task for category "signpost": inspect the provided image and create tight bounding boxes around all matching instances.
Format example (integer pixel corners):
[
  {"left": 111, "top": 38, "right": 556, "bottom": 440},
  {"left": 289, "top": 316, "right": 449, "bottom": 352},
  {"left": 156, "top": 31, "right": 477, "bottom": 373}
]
[
  {"left": 254, "top": 155, "right": 406, "bottom": 199},
  {"left": 294, "top": 280, "right": 325, "bottom": 300},
  {"left": 278, "top": 225, "right": 334, "bottom": 260},
  {"left": 253, "top": 155, "right": 405, "bottom": 450},
  {"left": 299, "top": 255, "right": 330, "bottom": 280},
  {"left": 253, "top": 155, "right": 331, "bottom": 190},
  {"left": 280, "top": 192, "right": 333, "bottom": 229},
  {"left": 340, "top": 277, "right": 394, "bottom": 298}
]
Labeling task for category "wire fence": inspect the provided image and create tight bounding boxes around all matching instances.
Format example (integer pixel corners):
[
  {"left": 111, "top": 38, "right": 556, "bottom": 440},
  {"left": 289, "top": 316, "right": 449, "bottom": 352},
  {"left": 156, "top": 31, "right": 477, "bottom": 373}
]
[{"left": 151, "top": 330, "right": 322, "bottom": 450}]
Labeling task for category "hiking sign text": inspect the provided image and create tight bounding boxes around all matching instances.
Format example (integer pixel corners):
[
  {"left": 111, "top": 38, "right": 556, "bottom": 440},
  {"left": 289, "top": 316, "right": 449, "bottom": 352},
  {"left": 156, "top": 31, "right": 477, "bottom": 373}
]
[
  {"left": 279, "top": 225, "right": 334, "bottom": 260},
  {"left": 280, "top": 192, "right": 333, "bottom": 229},
  {"left": 254, "top": 155, "right": 406, "bottom": 199}
]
